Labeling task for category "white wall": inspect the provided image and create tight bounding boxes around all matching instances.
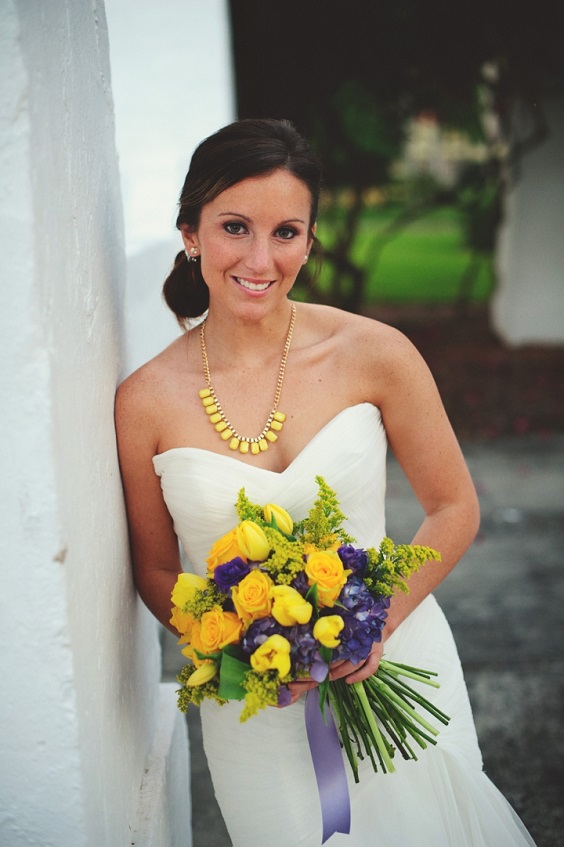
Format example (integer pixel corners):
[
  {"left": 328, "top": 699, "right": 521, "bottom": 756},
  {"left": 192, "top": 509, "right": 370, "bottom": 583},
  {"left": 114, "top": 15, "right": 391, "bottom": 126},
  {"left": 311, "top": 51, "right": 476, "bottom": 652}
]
[
  {"left": 0, "top": 2, "right": 188, "bottom": 845},
  {"left": 105, "top": 0, "right": 236, "bottom": 374},
  {"left": 493, "top": 96, "right": 564, "bottom": 345}
]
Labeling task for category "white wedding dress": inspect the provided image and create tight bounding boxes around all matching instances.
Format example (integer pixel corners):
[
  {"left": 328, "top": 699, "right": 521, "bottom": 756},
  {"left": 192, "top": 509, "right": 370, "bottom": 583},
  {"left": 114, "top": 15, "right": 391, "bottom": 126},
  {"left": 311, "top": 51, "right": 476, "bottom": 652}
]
[{"left": 154, "top": 404, "right": 536, "bottom": 846}]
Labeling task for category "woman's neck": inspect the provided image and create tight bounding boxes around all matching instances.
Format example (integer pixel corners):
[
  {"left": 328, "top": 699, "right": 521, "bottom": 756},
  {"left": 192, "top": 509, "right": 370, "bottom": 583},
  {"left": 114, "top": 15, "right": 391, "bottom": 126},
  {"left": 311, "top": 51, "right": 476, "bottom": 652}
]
[{"left": 202, "top": 299, "right": 297, "bottom": 367}]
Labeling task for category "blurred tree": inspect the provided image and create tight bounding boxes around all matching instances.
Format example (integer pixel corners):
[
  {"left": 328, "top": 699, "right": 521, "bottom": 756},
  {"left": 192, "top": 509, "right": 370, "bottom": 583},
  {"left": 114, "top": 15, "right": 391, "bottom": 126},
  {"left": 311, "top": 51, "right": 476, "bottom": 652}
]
[{"left": 229, "top": 0, "right": 564, "bottom": 310}]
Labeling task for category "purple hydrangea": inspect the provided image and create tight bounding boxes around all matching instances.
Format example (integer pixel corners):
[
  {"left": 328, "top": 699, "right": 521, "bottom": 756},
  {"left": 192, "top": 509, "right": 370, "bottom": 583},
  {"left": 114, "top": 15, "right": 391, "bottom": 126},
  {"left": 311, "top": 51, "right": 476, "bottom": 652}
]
[
  {"left": 241, "top": 618, "right": 327, "bottom": 680},
  {"left": 338, "top": 545, "right": 368, "bottom": 575},
  {"left": 213, "top": 557, "right": 251, "bottom": 593},
  {"left": 334, "top": 575, "right": 390, "bottom": 665},
  {"left": 291, "top": 570, "right": 309, "bottom": 595},
  {"left": 286, "top": 623, "right": 318, "bottom": 671},
  {"left": 241, "top": 617, "right": 285, "bottom": 655}
]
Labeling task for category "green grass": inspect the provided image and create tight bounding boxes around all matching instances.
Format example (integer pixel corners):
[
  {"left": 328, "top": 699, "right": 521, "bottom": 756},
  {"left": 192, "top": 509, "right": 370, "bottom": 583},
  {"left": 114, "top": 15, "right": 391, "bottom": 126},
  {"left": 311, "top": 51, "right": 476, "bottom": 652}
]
[{"left": 315, "top": 205, "right": 494, "bottom": 303}]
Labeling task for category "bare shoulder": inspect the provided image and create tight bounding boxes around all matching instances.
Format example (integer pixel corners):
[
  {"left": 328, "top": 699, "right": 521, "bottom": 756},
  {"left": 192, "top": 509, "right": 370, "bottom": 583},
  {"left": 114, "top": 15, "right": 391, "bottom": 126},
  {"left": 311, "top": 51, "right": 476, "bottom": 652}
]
[
  {"left": 115, "top": 334, "right": 190, "bottom": 449},
  {"left": 298, "top": 302, "right": 424, "bottom": 375}
]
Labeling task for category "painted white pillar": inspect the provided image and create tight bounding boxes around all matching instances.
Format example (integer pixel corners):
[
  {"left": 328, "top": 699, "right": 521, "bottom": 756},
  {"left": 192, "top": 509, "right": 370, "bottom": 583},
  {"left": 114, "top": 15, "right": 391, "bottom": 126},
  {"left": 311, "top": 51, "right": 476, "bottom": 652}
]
[
  {"left": 0, "top": 2, "right": 189, "bottom": 845},
  {"left": 493, "top": 96, "right": 564, "bottom": 345}
]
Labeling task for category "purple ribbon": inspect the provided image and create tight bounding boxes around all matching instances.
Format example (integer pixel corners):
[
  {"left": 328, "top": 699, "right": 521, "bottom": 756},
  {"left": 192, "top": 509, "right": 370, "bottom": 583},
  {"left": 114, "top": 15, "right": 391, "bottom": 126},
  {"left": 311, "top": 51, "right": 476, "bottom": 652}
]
[{"left": 305, "top": 688, "right": 351, "bottom": 843}]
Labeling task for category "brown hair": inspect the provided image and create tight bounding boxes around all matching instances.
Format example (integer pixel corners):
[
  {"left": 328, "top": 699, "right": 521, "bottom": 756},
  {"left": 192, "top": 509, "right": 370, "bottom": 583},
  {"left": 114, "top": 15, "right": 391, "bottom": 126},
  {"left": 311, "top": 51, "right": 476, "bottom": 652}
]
[{"left": 163, "top": 118, "right": 322, "bottom": 322}]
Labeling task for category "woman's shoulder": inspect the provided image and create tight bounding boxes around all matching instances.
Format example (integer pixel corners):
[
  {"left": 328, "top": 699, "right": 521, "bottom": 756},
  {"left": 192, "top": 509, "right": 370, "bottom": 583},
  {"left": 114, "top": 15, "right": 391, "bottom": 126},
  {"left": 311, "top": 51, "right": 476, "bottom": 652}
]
[
  {"left": 297, "top": 302, "right": 419, "bottom": 363},
  {"left": 116, "top": 332, "right": 193, "bottom": 423}
]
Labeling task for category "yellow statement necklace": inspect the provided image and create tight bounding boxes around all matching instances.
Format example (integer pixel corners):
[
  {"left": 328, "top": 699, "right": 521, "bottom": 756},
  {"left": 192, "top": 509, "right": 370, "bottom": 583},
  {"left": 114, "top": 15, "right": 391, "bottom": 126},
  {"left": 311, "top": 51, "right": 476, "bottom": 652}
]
[{"left": 198, "top": 303, "right": 296, "bottom": 455}]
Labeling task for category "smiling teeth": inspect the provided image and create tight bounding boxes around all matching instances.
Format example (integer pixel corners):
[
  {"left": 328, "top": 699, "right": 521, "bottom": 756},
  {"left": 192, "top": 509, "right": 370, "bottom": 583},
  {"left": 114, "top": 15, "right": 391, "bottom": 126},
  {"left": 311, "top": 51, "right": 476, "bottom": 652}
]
[{"left": 236, "top": 277, "right": 271, "bottom": 291}]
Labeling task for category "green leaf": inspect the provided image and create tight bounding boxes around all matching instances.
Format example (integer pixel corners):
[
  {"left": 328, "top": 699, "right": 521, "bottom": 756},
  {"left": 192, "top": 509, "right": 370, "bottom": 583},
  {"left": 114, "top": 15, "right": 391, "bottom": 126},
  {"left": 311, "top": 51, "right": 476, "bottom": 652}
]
[
  {"left": 194, "top": 649, "right": 223, "bottom": 662},
  {"left": 305, "top": 582, "right": 319, "bottom": 615},
  {"left": 217, "top": 650, "right": 250, "bottom": 701}
]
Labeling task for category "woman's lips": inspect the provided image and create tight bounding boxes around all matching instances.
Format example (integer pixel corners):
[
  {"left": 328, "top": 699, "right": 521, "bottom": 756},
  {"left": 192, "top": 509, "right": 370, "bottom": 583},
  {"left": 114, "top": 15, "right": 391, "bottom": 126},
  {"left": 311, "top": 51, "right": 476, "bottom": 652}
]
[{"left": 234, "top": 276, "right": 274, "bottom": 292}]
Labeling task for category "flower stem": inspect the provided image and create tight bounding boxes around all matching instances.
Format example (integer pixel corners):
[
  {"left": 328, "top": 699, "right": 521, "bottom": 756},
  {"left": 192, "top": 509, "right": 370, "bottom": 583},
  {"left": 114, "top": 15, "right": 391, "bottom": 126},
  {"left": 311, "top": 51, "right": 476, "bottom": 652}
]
[
  {"left": 379, "top": 659, "right": 440, "bottom": 688},
  {"left": 350, "top": 681, "right": 395, "bottom": 773},
  {"left": 370, "top": 677, "right": 440, "bottom": 737}
]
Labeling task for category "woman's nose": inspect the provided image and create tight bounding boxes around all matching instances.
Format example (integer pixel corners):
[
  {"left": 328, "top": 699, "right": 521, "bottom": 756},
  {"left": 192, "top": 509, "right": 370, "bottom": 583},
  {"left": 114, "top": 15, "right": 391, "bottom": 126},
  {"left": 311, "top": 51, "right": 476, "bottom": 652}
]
[{"left": 244, "top": 236, "right": 272, "bottom": 273}]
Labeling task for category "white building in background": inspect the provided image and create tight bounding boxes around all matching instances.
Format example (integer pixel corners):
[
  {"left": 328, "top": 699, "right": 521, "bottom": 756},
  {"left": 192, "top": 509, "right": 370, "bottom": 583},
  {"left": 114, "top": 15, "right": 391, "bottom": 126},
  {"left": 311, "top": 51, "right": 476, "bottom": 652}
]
[
  {"left": 493, "top": 97, "right": 564, "bottom": 345},
  {"left": 0, "top": 1, "right": 234, "bottom": 845},
  {"left": 105, "top": 0, "right": 236, "bottom": 375}
]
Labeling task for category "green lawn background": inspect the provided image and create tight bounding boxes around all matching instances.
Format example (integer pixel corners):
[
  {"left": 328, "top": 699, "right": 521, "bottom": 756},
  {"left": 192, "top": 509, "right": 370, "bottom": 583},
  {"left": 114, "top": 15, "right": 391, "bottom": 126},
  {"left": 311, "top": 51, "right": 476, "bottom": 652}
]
[{"left": 315, "top": 205, "right": 494, "bottom": 303}]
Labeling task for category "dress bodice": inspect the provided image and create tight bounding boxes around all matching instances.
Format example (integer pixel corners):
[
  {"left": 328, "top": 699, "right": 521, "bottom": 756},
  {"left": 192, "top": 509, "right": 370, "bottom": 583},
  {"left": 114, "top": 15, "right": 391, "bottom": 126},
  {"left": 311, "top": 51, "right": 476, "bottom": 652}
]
[{"left": 152, "top": 403, "right": 387, "bottom": 575}]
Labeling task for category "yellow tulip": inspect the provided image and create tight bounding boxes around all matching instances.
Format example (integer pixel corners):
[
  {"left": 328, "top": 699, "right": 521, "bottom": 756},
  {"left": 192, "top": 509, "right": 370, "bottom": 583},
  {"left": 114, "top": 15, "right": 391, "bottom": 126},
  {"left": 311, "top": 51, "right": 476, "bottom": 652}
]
[
  {"left": 271, "top": 585, "right": 313, "bottom": 626},
  {"left": 236, "top": 520, "right": 271, "bottom": 561},
  {"left": 186, "top": 662, "right": 218, "bottom": 687},
  {"left": 264, "top": 503, "right": 294, "bottom": 535},
  {"left": 181, "top": 620, "right": 205, "bottom": 666},
  {"left": 169, "top": 605, "right": 195, "bottom": 638},
  {"left": 313, "top": 615, "right": 345, "bottom": 648},
  {"left": 250, "top": 634, "right": 291, "bottom": 677},
  {"left": 171, "top": 572, "right": 207, "bottom": 609}
]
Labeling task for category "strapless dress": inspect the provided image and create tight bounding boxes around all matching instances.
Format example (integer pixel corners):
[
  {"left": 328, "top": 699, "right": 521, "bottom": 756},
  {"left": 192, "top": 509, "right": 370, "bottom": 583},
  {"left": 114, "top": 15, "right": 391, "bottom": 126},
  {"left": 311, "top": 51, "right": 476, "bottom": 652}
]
[{"left": 154, "top": 404, "right": 536, "bottom": 846}]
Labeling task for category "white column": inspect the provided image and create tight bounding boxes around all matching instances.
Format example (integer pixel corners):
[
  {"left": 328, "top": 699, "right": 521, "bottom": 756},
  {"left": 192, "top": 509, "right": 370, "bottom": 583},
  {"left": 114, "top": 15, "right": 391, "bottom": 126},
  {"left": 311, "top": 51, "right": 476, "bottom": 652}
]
[
  {"left": 493, "top": 96, "right": 564, "bottom": 345},
  {"left": 0, "top": 2, "right": 189, "bottom": 845}
]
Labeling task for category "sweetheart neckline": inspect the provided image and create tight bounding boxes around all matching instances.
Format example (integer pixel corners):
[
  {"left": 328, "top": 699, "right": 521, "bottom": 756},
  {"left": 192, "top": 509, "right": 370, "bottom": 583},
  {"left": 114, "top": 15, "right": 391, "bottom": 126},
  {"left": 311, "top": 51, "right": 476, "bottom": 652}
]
[{"left": 152, "top": 403, "right": 382, "bottom": 477}]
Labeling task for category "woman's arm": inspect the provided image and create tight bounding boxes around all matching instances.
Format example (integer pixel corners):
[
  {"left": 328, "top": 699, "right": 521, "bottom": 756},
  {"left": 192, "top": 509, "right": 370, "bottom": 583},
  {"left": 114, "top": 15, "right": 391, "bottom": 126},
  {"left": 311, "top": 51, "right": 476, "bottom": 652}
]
[
  {"left": 115, "top": 375, "right": 183, "bottom": 633},
  {"left": 337, "top": 325, "right": 480, "bottom": 684}
]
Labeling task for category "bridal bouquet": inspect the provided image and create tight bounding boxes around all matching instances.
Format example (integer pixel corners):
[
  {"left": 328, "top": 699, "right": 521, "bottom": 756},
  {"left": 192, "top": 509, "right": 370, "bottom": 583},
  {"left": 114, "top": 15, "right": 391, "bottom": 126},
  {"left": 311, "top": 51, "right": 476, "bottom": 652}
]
[{"left": 171, "top": 478, "right": 450, "bottom": 784}]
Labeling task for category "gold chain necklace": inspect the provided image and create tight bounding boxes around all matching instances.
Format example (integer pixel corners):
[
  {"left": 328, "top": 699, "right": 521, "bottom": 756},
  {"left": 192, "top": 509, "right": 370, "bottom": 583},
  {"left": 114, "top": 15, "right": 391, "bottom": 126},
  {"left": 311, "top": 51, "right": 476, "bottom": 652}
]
[{"left": 198, "top": 304, "right": 296, "bottom": 455}]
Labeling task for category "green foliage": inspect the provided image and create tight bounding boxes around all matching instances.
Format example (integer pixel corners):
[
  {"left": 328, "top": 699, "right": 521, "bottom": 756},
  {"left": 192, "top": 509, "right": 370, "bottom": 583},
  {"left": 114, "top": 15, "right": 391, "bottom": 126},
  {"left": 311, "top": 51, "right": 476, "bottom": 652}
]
[
  {"left": 240, "top": 669, "right": 283, "bottom": 721},
  {"left": 364, "top": 538, "right": 441, "bottom": 597},
  {"left": 261, "top": 527, "right": 306, "bottom": 585},
  {"left": 298, "top": 476, "right": 355, "bottom": 549},
  {"left": 235, "top": 488, "right": 265, "bottom": 524},
  {"left": 183, "top": 582, "right": 224, "bottom": 619},
  {"left": 176, "top": 666, "right": 226, "bottom": 710}
]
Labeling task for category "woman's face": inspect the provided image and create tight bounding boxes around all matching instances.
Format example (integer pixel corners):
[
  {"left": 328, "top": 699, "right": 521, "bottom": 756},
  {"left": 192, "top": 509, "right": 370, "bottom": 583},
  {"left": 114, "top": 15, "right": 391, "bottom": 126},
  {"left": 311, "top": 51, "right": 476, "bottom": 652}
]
[{"left": 181, "top": 168, "right": 314, "bottom": 318}]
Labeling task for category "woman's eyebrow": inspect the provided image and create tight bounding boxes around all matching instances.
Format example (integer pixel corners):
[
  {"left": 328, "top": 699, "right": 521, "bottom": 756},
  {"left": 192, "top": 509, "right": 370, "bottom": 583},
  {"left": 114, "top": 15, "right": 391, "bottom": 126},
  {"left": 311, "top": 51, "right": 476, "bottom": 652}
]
[
  {"left": 216, "top": 211, "right": 306, "bottom": 224},
  {"left": 217, "top": 211, "right": 252, "bottom": 221}
]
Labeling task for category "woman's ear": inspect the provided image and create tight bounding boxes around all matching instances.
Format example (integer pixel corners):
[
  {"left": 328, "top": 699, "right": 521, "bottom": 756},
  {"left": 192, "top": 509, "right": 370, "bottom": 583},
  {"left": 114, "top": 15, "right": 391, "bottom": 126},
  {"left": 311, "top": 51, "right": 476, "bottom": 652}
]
[
  {"left": 305, "top": 222, "right": 317, "bottom": 260},
  {"left": 179, "top": 223, "right": 200, "bottom": 254}
]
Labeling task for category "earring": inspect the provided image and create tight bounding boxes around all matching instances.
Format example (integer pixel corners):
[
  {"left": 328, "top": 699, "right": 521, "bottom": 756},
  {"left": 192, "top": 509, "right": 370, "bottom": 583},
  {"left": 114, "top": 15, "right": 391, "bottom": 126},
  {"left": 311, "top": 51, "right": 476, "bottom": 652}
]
[
  {"left": 303, "top": 254, "right": 309, "bottom": 264},
  {"left": 185, "top": 247, "right": 200, "bottom": 263}
]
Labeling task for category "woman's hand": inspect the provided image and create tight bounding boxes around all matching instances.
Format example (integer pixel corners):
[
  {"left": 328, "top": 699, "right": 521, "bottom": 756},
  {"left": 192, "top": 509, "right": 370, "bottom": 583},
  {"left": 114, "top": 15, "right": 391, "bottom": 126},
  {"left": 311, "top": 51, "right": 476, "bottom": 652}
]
[
  {"left": 285, "top": 676, "right": 319, "bottom": 706},
  {"left": 329, "top": 640, "right": 384, "bottom": 685},
  {"left": 282, "top": 641, "right": 384, "bottom": 706}
]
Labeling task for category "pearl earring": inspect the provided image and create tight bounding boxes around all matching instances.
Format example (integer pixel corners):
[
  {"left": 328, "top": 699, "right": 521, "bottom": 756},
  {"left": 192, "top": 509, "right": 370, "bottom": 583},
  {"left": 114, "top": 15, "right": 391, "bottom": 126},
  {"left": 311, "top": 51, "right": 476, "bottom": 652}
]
[{"left": 185, "top": 247, "right": 200, "bottom": 263}]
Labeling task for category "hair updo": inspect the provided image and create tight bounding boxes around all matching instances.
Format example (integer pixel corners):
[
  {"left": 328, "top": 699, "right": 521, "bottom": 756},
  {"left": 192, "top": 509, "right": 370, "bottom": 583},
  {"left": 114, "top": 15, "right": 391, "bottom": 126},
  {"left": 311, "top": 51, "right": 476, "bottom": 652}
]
[{"left": 162, "top": 118, "right": 322, "bottom": 323}]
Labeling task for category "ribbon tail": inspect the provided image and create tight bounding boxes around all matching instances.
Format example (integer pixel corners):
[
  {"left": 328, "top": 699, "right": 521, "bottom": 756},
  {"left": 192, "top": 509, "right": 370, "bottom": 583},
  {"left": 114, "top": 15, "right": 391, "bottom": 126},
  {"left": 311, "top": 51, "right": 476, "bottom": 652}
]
[{"left": 305, "top": 688, "right": 351, "bottom": 843}]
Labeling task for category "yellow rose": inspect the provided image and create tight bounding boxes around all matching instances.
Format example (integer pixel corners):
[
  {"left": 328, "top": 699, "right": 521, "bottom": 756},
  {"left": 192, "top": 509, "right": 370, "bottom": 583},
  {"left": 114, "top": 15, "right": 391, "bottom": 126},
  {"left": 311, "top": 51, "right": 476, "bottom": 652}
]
[
  {"left": 171, "top": 572, "right": 208, "bottom": 608},
  {"left": 206, "top": 528, "right": 247, "bottom": 573},
  {"left": 232, "top": 570, "right": 274, "bottom": 625},
  {"left": 236, "top": 520, "right": 271, "bottom": 561},
  {"left": 199, "top": 606, "right": 243, "bottom": 653},
  {"left": 313, "top": 615, "right": 345, "bottom": 648},
  {"left": 270, "top": 585, "right": 313, "bottom": 626},
  {"left": 250, "top": 634, "right": 291, "bottom": 677},
  {"left": 264, "top": 503, "right": 294, "bottom": 535},
  {"left": 305, "top": 551, "right": 351, "bottom": 608},
  {"left": 169, "top": 605, "right": 195, "bottom": 640},
  {"left": 186, "top": 662, "right": 218, "bottom": 687}
]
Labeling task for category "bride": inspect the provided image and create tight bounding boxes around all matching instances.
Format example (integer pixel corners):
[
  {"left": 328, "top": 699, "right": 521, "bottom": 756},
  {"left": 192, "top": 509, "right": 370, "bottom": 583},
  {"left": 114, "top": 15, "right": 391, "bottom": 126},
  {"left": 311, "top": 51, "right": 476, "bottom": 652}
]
[{"left": 116, "top": 118, "right": 536, "bottom": 845}]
